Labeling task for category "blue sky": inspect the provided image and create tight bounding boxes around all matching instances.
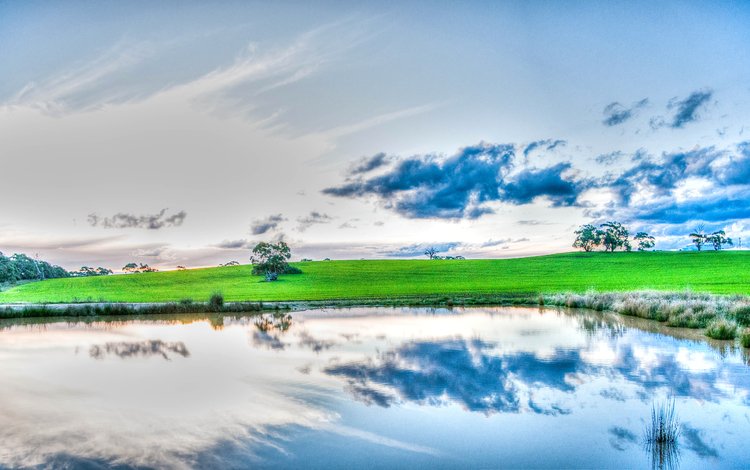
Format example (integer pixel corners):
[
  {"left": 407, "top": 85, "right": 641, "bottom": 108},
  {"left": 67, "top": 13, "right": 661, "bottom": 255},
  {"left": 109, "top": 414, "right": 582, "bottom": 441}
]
[{"left": 1, "top": 0, "right": 749, "bottom": 269}]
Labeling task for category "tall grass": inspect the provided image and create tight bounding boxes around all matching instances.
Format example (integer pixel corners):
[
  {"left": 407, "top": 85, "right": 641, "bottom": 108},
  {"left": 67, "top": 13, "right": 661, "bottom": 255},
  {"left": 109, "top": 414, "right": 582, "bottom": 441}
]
[
  {"left": 544, "top": 290, "right": 744, "bottom": 340},
  {"left": 645, "top": 399, "right": 680, "bottom": 444},
  {"left": 644, "top": 399, "right": 681, "bottom": 470}
]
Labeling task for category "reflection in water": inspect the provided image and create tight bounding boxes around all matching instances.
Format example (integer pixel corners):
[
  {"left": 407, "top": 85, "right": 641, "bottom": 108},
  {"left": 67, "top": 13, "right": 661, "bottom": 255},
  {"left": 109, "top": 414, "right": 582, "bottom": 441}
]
[
  {"left": 89, "top": 340, "right": 190, "bottom": 360},
  {"left": 0, "top": 307, "right": 747, "bottom": 468}
]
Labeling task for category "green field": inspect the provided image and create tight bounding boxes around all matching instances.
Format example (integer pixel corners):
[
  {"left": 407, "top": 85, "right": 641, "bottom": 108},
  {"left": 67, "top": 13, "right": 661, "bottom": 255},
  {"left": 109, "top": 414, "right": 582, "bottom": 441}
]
[{"left": 1, "top": 251, "right": 748, "bottom": 304}]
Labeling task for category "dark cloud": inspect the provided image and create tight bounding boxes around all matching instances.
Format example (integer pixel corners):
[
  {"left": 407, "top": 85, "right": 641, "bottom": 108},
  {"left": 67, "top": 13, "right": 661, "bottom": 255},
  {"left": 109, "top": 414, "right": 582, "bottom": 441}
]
[
  {"left": 670, "top": 89, "right": 713, "bottom": 128},
  {"left": 88, "top": 209, "right": 186, "bottom": 230},
  {"left": 215, "top": 239, "right": 252, "bottom": 249},
  {"left": 297, "top": 331, "right": 336, "bottom": 353},
  {"left": 523, "top": 139, "right": 566, "bottom": 157},
  {"left": 609, "top": 147, "right": 720, "bottom": 204},
  {"left": 297, "top": 211, "right": 332, "bottom": 232},
  {"left": 89, "top": 340, "right": 189, "bottom": 360},
  {"left": 385, "top": 242, "right": 461, "bottom": 257},
  {"left": 324, "top": 142, "right": 589, "bottom": 219},
  {"left": 632, "top": 190, "right": 750, "bottom": 224},
  {"left": 602, "top": 98, "right": 648, "bottom": 126},
  {"left": 503, "top": 163, "right": 590, "bottom": 207},
  {"left": 251, "top": 214, "right": 285, "bottom": 235},
  {"left": 348, "top": 152, "right": 391, "bottom": 175}
]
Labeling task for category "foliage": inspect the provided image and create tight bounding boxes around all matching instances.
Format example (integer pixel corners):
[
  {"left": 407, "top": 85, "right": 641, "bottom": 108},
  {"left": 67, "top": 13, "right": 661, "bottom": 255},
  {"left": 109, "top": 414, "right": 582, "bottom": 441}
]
[
  {"left": 0, "top": 251, "right": 69, "bottom": 283},
  {"left": 208, "top": 292, "right": 224, "bottom": 311},
  {"left": 424, "top": 247, "right": 438, "bottom": 259},
  {"left": 633, "top": 232, "right": 655, "bottom": 251},
  {"left": 707, "top": 230, "right": 732, "bottom": 251},
  {"left": 219, "top": 261, "right": 240, "bottom": 267},
  {"left": 70, "top": 266, "right": 113, "bottom": 277},
  {"left": 705, "top": 318, "right": 738, "bottom": 340},
  {"left": 689, "top": 224, "right": 706, "bottom": 251},
  {"left": 600, "top": 221, "right": 631, "bottom": 252},
  {"left": 572, "top": 224, "right": 603, "bottom": 252},
  {"left": 122, "top": 263, "right": 158, "bottom": 273},
  {"left": 250, "top": 242, "right": 299, "bottom": 281},
  {"left": 740, "top": 329, "right": 750, "bottom": 348}
]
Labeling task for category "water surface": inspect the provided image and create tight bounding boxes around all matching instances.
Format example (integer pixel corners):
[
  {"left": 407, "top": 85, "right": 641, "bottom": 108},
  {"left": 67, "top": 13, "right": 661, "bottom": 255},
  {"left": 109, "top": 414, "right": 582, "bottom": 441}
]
[{"left": 1, "top": 307, "right": 749, "bottom": 469}]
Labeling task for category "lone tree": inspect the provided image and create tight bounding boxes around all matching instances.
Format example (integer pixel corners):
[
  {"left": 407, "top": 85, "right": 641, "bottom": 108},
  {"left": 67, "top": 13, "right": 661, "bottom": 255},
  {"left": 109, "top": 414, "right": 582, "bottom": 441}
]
[
  {"left": 573, "top": 224, "right": 603, "bottom": 252},
  {"left": 633, "top": 232, "right": 656, "bottom": 251},
  {"left": 707, "top": 230, "right": 733, "bottom": 251},
  {"left": 424, "top": 247, "right": 438, "bottom": 259},
  {"left": 689, "top": 224, "right": 706, "bottom": 251},
  {"left": 600, "top": 221, "right": 631, "bottom": 252},
  {"left": 250, "top": 241, "right": 298, "bottom": 281}
]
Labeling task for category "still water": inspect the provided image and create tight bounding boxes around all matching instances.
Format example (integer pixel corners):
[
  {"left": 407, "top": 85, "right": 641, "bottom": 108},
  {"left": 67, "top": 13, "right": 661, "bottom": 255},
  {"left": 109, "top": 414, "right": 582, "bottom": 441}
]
[{"left": 0, "top": 307, "right": 748, "bottom": 469}]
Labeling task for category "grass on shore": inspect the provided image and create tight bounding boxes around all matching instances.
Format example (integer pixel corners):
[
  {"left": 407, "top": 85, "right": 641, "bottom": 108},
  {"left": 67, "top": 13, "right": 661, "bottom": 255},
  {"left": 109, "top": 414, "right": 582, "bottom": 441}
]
[{"left": 1, "top": 251, "right": 750, "bottom": 304}]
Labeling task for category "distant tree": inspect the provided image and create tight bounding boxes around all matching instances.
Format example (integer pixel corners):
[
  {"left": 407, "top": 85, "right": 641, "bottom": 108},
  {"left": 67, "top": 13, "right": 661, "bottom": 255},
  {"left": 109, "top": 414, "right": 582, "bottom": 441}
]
[
  {"left": 0, "top": 252, "right": 68, "bottom": 282},
  {"left": 71, "top": 266, "right": 112, "bottom": 277},
  {"left": 122, "top": 263, "right": 139, "bottom": 273},
  {"left": 689, "top": 224, "right": 706, "bottom": 251},
  {"left": 633, "top": 232, "right": 656, "bottom": 251},
  {"left": 707, "top": 230, "right": 733, "bottom": 251},
  {"left": 573, "top": 224, "right": 603, "bottom": 252},
  {"left": 324, "top": 258, "right": 331, "bottom": 261},
  {"left": 600, "top": 221, "right": 631, "bottom": 252},
  {"left": 424, "top": 247, "right": 438, "bottom": 259},
  {"left": 176, "top": 265, "right": 187, "bottom": 270},
  {"left": 122, "top": 263, "right": 157, "bottom": 273},
  {"left": 250, "top": 241, "right": 299, "bottom": 281},
  {"left": 300, "top": 258, "right": 313, "bottom": 262},
  {"left": 219, "top": 261, "right": 240, "bottom": 267}
]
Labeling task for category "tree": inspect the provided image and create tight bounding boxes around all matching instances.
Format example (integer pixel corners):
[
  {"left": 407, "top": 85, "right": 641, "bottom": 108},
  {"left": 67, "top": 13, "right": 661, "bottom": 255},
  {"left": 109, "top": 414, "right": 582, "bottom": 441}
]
[
  {"left": 424, "top": 247, "right": 438, "bottom": 259},
  {"left": 633, "top": 232, "right": 655, "bottom": 251},
  {"left": 70, "top": 266, "right": 112, "bottom": 277},
  {"left": 250, "top": 241, "right": 296, "bottom": 281},
  {"left": 689, "top": 224, "right": 706, "bottom": 251},
  {"left": 122, "top": 263, "right": 157, "bottom": 273},
  {"left": 176, "top": 265, "right": 187, "bottom": 270},
  {"left": 600, "top": 221, "right": 631, "bottom": 252},
  {"left": 573, "top": 224, "right": 603, "bottom": 252},
  {"left": 707, "top": 230, "right": 733, "bottom": 251}
]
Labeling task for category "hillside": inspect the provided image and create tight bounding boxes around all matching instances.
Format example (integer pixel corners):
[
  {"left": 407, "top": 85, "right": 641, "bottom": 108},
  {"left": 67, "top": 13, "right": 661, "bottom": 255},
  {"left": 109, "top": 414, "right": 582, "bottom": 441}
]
[{"left": 1, "top": 251, "right": 748, "bottom": 304}]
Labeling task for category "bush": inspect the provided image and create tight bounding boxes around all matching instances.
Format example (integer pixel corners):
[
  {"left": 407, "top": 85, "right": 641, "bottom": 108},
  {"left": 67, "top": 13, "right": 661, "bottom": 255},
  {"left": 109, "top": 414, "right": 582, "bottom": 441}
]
[
  {"left": 740, "top": 329, "right": 750, "bottom": 348},
  {"left": 730, "top": 304, "right": 750, "bottom": 326},
  {"left": 208, "top": 292, "right": 225, "bottom": 311},
  {"left": 705, "top": 318, "right": 738, "bottom": 340}
]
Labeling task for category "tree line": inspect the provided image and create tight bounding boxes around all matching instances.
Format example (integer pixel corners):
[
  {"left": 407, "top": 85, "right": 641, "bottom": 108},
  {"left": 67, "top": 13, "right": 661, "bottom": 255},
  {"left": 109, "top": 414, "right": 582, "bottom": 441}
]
[
  {"left": 573, "top": 221, "right": 655, "bottom": 252},
  {"left": 0, "top": 252, "right": 69, "bottom": 283},
  {"left": 689, "top": 225, "right": 732, "bottom": 251}
]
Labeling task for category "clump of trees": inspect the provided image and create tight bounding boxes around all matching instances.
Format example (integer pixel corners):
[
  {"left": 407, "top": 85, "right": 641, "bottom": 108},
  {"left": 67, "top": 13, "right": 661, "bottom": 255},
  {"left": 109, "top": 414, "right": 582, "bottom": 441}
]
[
  {"left": 70, "top": 266, "right": 113, "bottom": 277},
  {"left": 219, "top": 261, "right": 240, "bottom": 267},
  {"left": 250, "top": 241, "right": 302, "bottom": 281},
  {"left": 573, "top": 221, "right": 655, "bottom": 252},
  {"left": 424, "top": 247, "right": 465, "bottom": 260},
  {"left": 0, "top": 251, "right": 69, "bottom": 283},
  {"left": 689, "top": 225, "right": 732, "bottom": 251},
  {"left": 122, "top": 263, "right": 158, "bottom": 273}
]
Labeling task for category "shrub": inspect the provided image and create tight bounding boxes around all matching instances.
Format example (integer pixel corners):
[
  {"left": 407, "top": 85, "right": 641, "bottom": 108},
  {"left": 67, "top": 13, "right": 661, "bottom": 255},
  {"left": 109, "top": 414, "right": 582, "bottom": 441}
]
[
  {"left": 705, "top": 318, "right": 738, "bottom": 340},
  {"left": 740, "top": 329, "right": 750, "bottom": 348},
  {"left": 730, "top": 304, "right": 750, "bottom": 326},
  {"left": 208, "top": 292, "right": 225, "bottom": 311}
]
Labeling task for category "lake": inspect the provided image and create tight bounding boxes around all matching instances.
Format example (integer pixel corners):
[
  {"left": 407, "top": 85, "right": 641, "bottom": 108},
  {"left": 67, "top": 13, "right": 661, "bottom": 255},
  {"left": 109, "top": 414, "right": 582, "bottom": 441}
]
[{"left": 1, "top": 307, "right": 748, "bottom": 469}]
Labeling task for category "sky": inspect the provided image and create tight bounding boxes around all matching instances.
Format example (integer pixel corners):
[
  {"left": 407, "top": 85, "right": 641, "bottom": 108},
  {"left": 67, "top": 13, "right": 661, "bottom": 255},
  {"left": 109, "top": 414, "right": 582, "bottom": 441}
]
[{"left": 1, "top": 0, "right": 750, "bottom": 270}]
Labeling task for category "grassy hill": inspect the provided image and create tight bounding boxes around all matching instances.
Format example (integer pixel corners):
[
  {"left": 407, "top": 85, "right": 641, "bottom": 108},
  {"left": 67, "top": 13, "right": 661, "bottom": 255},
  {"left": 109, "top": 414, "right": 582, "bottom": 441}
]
[{"left": 0, "top": 251, "right": 748, "bottom": 304}]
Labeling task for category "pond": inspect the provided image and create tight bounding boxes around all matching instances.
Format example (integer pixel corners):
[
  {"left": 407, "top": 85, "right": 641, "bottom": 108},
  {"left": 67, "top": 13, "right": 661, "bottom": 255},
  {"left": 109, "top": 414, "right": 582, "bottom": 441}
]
[{"left": 0, "top": 307, "right": 748, "bottom": 469}]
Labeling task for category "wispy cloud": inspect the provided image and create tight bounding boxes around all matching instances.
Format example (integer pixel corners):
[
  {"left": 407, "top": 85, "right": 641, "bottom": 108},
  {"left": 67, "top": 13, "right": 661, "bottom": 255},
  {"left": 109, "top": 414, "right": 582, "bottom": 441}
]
[
  {"left": 601, "top": 98, "right": 648, "bottom": 126},
  {"left": 88, "top": 209, "right": 187, "bottom": 230}
]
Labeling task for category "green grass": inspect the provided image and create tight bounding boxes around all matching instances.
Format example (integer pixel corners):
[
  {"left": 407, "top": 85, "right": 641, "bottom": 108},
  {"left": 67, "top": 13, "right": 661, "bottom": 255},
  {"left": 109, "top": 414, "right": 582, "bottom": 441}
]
[{"left": 1, "top": 251, "right": 749, "bottom": 304}]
